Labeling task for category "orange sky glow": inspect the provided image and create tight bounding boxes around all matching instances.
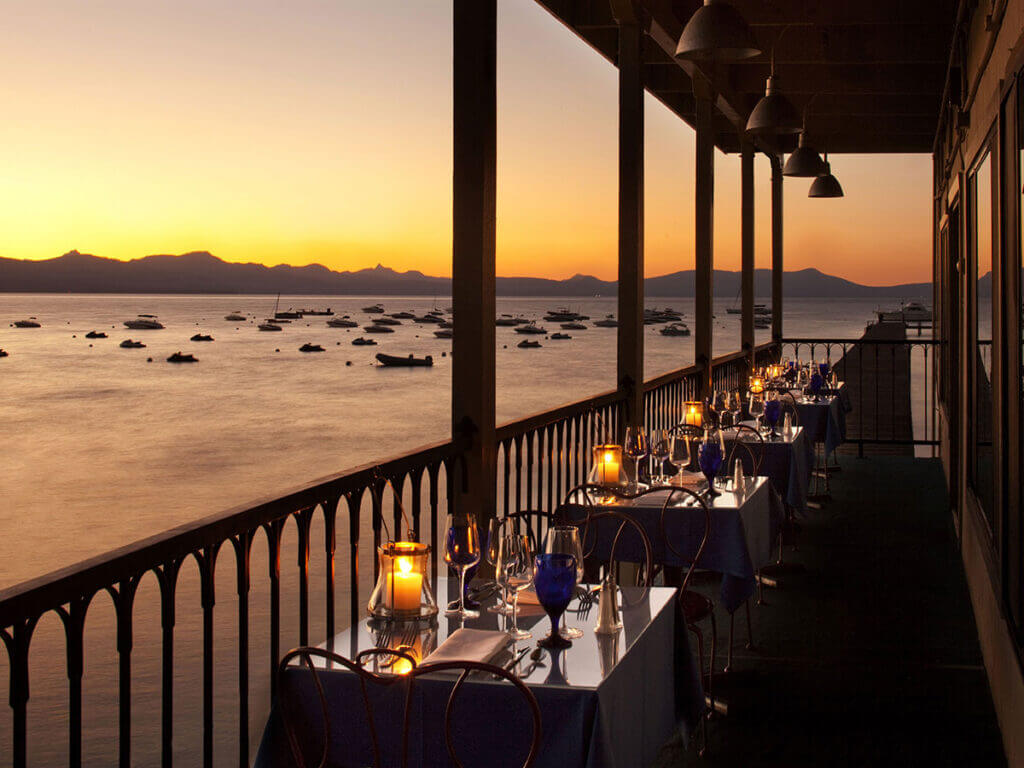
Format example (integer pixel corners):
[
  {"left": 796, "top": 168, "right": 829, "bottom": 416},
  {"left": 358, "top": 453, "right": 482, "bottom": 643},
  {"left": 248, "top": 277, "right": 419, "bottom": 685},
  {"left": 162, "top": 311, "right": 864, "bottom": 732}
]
[{"left": 0, "top": 1, "right": 932, "bottom": 286}]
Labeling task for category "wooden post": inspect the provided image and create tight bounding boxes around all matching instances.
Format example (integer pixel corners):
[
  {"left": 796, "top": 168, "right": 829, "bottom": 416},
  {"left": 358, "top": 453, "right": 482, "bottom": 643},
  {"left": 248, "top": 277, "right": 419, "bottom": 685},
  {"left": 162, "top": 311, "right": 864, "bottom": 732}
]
[
  {"left": 694, "top": 80, "right": 715, "bottom": 396},
  {"left": 451, "top": 0, "right": 496, "bottom": 531},
  {"left": 741, "top": 143, "right": 755, "bottom": 368},
  {"left": 614, "top": 2, "right": 644, "bottom": 436},
  {"left": 771, "top": 154, "right": 784, "bottom": 342}
]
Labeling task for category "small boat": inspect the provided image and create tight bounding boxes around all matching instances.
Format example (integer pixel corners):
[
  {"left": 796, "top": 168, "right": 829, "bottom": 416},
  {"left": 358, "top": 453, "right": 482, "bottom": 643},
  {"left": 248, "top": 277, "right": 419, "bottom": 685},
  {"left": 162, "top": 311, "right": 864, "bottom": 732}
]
[
  {"left": 413, "top": 315, "right": 444, "bottom": 324},
  {"left": 190, "top": 334, "right": 214, "bottom": 342},
  {"left": 438, "top": 320, "right": 453, "bottom": 329},
  {"left": 352, "top": 337, "right": 378, "bottom": 346},
  {"left": 372, "top": 317, "right": 402, "bottom": 326},
  {"left": 517, "top": 339, "right": 542, "bottom": 348},
  {"left": 514, "top": 322, "right": 547, "bottom": 335},
  {"left": 754, "top": 317, "right": 771, "bottom": 329},
  {"left": 167, "top": 352, "right": 198, "bottom": 363},
  {"left": 543, "top": 307, "right": 585, "bottom": 322},
  {"left": 593, "top": 315, "right": 618, "bottom": 328},
  {"left": 660, "top": 323, "right": 691, "bottom": 337},
  {"left": 389, "top": 311, "right": 416, "bottom": 319},
  {"left": 376, "top": 353, "right": 434, "bottom": 367},
  {"left": 124, "top": 316, "right": 164, "bottom": 330},
  {"left": 901, "top": 300, "right": 932, "bottom": 322},
  {"left": 299, "top": 343, "right": 325, "bottom": 353},
  {"left": 85, "top": 330, "right": 108, "bottom": 339},
  {"left": 363, "top": 325, "right": 394, "bottom": 333},
  {"left": 298, "top": 308, "right": 333, "bottom": 316},
  {"left": 258, "top": 321, "right": 283, "bottom": 332},
  {"left": 496, "top": 315, "right": 529, "bottom": 326},
  {"left": 119, "top": 339, "right": 146, "bottom": 348},
  {"left": 224, "top": 312, "right": 246, "bottom": 321},
  {"left": 753, "top": 304, "right": 771, "bottom": 316},
  {"left": 560, "top": 322, "right": 586, "bottom": 330},
  {"left": 0, "top": 349, "right": 8, "bottom": 358},
  {"left": 13, "top": 318, "right": 40, "bottom": 328},
  {"left": 362, "top": 304, "right": 385, "bottom": 314},
  {"left": 434, "top": 329, "right": 453, "bottom": 339},
  {"left": 551, "top": 332, "right": 572, "bottom": 340},
  {"left": 326, "top": 317, "right": 359, "bottom": 328},
  {"left": 725, "top": 308, "right": 742, "bottom": 315},
  {"left": 275, "top": 310, "right": 301, "bottom": 320}
]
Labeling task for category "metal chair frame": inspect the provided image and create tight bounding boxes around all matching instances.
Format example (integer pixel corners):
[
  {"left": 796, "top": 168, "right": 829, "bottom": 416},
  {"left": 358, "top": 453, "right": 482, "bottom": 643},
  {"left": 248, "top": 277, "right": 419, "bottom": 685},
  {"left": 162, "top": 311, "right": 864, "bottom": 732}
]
[{"left": 277, "top": 646, "right": 542, "bottom": 768}]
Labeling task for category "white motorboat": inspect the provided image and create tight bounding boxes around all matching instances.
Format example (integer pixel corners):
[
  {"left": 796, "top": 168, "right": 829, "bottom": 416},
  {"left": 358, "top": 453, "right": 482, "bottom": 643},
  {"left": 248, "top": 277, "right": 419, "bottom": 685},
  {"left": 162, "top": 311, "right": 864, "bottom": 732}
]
[
  {"left": 124, "top": 315, "right": 165, "bottom": 329},
  {"left": 258, "top": 320, "right": 283, "bottom": 332},
  {"left": 327, "top": 316, "right": 359, "bottom": 328},
  {"left": 659, "top": 322, "right": 691, "bottom": 337},
  {"left": 514, "top": 322, "right": 547, "bottom": 335}
]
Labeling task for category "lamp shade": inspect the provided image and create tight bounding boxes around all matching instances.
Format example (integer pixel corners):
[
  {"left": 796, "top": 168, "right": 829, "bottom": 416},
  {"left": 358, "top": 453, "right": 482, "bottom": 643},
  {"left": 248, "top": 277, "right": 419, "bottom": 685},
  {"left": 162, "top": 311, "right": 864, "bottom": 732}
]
[
  {"left": 808, "top": 161, "right": 844, "bottom": 198},
  {"left": 783, "top": 135, "right": 825, "bottom": 177},
  {"left": 745, "top": 77, "right": 802, "bottom": 137},
  {"left": 675, "top": 0, "right": 761, "bottom": 61}
]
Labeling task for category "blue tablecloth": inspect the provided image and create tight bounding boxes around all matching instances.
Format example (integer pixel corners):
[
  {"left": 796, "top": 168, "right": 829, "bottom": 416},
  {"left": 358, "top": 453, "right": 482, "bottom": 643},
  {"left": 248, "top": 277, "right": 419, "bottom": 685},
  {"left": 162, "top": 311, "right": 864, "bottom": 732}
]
[
  {"left": 794, "top": 394, "right": 848, "bottom": 457},
  {"left": 561, "top": 479, "right": 781, "bottom": 613},
  {"left": 729, "top": 425, "right": 812, "bottom": 511},
  {"left": 254, "top": 583, "right": 704, "bottom": 768}
]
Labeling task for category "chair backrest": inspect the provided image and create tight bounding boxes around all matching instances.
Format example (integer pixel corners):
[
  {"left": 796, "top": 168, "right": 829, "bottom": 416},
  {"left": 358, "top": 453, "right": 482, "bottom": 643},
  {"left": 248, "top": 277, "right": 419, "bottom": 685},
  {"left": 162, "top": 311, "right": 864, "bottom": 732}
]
[
  {"left": 277, "top": 647, "right": 542, "bottom": 768},
  {"left": 719, "top": 423, "right": 765, "bottom": 477},
  {"left": 776, "top": 391, "right": 802, "bottom": 426},
  {"left": 650, "top": 484, "right": 713, "bottom": 596},
  {"left": 502, "top": 509, "right": 561, "bottom": 551}
]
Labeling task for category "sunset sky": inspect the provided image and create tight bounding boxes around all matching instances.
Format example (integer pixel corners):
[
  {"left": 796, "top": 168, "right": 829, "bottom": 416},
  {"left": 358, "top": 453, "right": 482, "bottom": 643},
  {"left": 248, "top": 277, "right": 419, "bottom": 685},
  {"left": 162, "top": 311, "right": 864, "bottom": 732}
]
[{"left": 0, "top": 0, "right": 931, "bottom": 285}]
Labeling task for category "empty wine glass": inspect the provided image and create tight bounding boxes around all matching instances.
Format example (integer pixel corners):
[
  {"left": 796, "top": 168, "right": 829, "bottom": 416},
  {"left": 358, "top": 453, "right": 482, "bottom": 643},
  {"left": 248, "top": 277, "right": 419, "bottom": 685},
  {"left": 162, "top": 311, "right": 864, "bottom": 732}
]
[
  {"left": 748, "top": 394, "right": 765, "bottom": 432},
  {"left": 485, "top": 517, "right": 509, "bottom": 614},
  {"left": 649, "top": 429, "right": 670, "bottom": 484},
  {"left": 444, "top": 513, "right": 481, "bottom": 619},
  {"left": 669, "top": 432, "right": 692, "bottom": 477},
  {"left": 624, "top": 426, "right": 648, "bottom": 487},
  {"left": 544, "top": 526, "right": 585, "bottom": 639},
  {"left": 496, "top": 532, "right": 533, "bottom": 639}
]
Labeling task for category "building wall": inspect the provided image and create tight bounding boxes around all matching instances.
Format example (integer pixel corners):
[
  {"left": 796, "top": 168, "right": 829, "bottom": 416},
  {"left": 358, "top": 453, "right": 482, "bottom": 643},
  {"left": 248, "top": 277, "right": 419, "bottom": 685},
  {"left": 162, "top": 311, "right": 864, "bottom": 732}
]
[{"left": 935, "top": 2, "right": 1024, "bottom": 764}]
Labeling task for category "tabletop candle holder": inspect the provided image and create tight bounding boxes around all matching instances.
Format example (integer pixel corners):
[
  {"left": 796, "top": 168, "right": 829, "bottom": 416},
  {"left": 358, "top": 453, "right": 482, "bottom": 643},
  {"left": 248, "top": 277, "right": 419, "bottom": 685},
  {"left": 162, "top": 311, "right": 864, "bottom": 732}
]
[
  {"left": 588, "top": 444, "right": 625, "bottom": 486},
  {"left": 367, "top": 541, "right": 438, "bottom": 621},
  {"left": 682, "top": 400, "right": 705, "bottom": 427},
  {"left": 749, "top": 376, "right": 765, "bottom": 396}
]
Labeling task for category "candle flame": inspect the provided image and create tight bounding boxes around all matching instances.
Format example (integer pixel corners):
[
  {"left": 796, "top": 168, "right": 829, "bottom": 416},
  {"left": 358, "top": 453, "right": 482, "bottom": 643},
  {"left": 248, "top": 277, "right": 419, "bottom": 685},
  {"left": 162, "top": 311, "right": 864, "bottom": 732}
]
[
  {"left": 603, "top": 451, "right": 613, "bottom": 464},
  {"left": 396, "top": 556, "right": 413, "bottom": 574}
]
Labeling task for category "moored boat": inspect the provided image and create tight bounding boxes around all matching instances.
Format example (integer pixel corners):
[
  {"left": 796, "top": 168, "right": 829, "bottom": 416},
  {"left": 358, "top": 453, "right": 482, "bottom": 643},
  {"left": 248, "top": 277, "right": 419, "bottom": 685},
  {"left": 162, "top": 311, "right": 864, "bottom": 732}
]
[
  {"left": 13, "top": 318, "right": 41, "bottom": 328},
  {"left": 593, "top": 315, "right": 618, "bottom": 327},
  {"left": 375, "top": 353, "right": 434, "bottom": 367},
  {"left": 167, "top": 352, "right": 198, "bottom": 363},
  {"left": 389, "top": 311, "right": 416, "bottom": 319},
  {"left": 434, "top": 329, "right": 453, "bottom": 338},
  {"left": 659, "top": 322, "right": 691, "bottom": 337},
  {"left": 119, "top": 339, "right": 146, "bottom": 348},
  {"left": 517, "top": 339, "right": 542, "bottom": 348},
  {"left": 258, "top": 320, "right": 283, "bottom": 332},
  {"left": 362, "top": 304, "right": 385, "bottom": 314},
  {"left": 124, "top": 316, "right": 164, "bottom": 329},
  {"left": 363, "top": 325, "right": 394, "bottom": 333},
  {"left": 85, "top": 330, "right": 108, "bottom": 339},
  {"left": 224, "top": 312, "right": 246, "bottom": 321},
  {"left": 299, "top": 343, "right": 325, "bottom": 353},
  {"left": 352, "top": 337, "right": 378, "bottom": 346},
  {"left": 514, "top": 322, "right": 546, "bottom": 335},
  {"left": 560, "top": 322, "right": 586, "bottom": 330},
  {"left": 327, "top": 317, "right": 359, "bottom": 328},
  {"left": 551, "top": 332, "right": 572, "bottom": 339},
  {"left": 372, "top": 317, "right": 402, "bottom": 326},
  {"left": 190, "top": 334, "right": 214, "bottom": 342}
]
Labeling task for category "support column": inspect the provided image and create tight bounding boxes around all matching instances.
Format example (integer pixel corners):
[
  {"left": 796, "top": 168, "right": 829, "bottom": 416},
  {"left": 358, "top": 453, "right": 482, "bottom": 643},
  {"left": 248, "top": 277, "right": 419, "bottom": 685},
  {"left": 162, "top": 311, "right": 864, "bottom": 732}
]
[
  {"left": 771, "top": 154, "right": 784, "bottom": 342},
  {"left": 614, "top": 3, "right": 644, "bottom": 436},
  {"left": 452, "top": 0, "right": 496, "bottom": 529},
  {"left": 741, "top": 143, "right": 755, "bottom": 367},
  {"left": 694, "top": 81, "right": 715, "bottom": 396}
]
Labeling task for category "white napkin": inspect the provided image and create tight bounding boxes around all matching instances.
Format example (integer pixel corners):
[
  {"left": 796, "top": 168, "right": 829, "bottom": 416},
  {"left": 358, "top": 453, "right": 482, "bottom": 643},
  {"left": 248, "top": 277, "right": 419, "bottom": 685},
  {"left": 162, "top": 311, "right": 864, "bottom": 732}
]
[
  {"left": 667, "top": 469, "right": 704, "bottom": 488},
  {"left": 421, "top": 628, "right": 510, "bottom": 666}
]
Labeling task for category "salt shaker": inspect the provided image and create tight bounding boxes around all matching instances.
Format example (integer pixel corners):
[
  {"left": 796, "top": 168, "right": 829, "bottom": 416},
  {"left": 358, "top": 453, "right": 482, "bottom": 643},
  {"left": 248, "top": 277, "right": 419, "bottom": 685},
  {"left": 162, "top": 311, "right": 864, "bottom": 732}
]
[{"left": 733, "top": 458, "right": 744, "bottom": 492}]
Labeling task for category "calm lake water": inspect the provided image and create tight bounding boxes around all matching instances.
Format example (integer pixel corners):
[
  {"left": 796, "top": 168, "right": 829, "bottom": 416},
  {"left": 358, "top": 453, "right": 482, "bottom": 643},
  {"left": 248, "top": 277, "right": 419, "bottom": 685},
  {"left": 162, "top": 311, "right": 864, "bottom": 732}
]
[{"left": 0, "top": 292, "right": 918, "bottom": 766}]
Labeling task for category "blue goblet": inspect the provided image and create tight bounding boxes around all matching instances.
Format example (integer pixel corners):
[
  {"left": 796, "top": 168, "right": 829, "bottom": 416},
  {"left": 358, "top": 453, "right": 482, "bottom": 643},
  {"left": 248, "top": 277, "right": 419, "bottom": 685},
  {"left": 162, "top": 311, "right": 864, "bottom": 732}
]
[
  {"left": 533, "top": 553, "right": 577, "bottom": 649},
  {"left": 764, "top": 398, "right": 782, "bottom": 439},
  {"left": 698, "top": 438, "right": 724, "bottom": 498},
  {"left": 809, "top": 372, "right": 824, "bottom": 402},
  {"left": 817, "top": 362, "right": 830, "bottom": 385}
]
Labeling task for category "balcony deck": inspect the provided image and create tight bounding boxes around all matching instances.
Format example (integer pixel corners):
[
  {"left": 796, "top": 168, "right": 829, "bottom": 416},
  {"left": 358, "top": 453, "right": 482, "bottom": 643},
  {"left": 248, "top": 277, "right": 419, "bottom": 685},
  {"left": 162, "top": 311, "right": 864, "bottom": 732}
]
[{"left": 656, "top": 455, "right": 1005, "bottom": 766}]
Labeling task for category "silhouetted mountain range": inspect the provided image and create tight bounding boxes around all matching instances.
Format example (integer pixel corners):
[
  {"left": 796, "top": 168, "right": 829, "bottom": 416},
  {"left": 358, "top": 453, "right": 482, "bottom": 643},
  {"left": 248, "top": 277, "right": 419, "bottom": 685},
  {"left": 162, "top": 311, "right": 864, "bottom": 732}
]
[{"left": 0, "top": 250, "right": 932, "bottom": 298}]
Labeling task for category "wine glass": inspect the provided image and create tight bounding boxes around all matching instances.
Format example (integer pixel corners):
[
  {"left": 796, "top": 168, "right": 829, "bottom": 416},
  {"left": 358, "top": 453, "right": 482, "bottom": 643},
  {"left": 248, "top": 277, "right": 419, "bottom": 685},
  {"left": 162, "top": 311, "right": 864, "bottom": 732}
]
[
  {"left": 732, "top": 390, "right": 744, "bottom": 425},
  {"left": 763, "top": 397, "right": 782, "bottom": 440},
  {"left": 648, "top": 429, "right": 670, "bottom": 484},
  {"left": 698, "top": 432, "right": 724, "bottom": 498},
  {"left": 533, "top": 553, "right": 577, "bottom": 649},
  {"left": 669, "top": 432, "right": 691, "bottom": 476},
  {"left": 443, "top": 513, "right": 481, "bottom": 619},
  {"left": 485, "top": 517, "right": 509, "bottom": 614},
  {"left": 624, "top": 426, "right": 648, "bottom": 487},
  {"left": 544, "top": 526, "right": 585, "bottom": 639},
  {"left": 809, "top": 372, "right": 824, "bottom": 402},
  {"left": 496, "top": 532, "right": 533, "bottom": 639},
  {"left": 748, "top": 394, "right": 765, "bottom": 432}
]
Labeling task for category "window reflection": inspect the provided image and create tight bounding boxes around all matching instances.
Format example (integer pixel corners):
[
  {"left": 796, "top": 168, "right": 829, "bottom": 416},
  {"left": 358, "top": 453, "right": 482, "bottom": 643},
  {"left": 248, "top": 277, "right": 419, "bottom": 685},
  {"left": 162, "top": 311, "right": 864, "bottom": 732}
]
[{"left": 971, "top": 152, "right": 993, "bottom": 522}]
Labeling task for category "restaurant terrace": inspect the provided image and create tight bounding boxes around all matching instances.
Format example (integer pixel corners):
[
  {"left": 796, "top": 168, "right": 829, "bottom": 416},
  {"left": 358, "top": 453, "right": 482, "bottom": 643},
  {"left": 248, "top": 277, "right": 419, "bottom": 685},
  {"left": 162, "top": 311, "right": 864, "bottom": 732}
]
[{"left": 2, "top": 0, "right": 1023, "bottom": 766}]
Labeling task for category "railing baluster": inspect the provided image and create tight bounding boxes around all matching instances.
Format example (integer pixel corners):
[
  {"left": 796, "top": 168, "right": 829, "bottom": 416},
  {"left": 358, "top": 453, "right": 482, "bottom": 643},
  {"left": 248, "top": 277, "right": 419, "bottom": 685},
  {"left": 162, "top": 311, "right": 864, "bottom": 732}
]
[
  {"left": 2, "top": 619, "right": 36, "bottom": 768},
  {"left": 264, "top": 520, "right": 284, "bottom": 703},
  {"left": 157, "top": 561, "right": 180, "bottom": 768},
  {"left": 323, "top": 498, "right": 338, "bottom": 646},
  {"left": 196, "top": 546, "right": 219, "bottom": 768},
  {"left": 58, "top": 599, "right": 87, "bottom": 768},
  {"left": 231, "top": 532, "right": 253, "bottom": 768},
  {"left": 346, "top": 491, "right": 363, "bottom": 630},
  {"left": 295, "top": 508, "right": 314, "bottom": 647}
]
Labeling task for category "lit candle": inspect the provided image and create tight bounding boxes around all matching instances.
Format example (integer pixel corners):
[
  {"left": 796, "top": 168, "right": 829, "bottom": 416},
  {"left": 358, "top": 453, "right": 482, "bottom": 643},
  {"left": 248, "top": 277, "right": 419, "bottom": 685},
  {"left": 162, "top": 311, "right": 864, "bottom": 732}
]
[
  {"left": 683, "top": 402, "right": 703, "bottom": 426},
  {"left": 385, "top": 554, "right": 422, "bottom": 612},
  {"left": 591, "top": 444, "right": 622, "bottom": 485},
  {"left": 749, "top": 377, "right": 764, "bottom": 395}
]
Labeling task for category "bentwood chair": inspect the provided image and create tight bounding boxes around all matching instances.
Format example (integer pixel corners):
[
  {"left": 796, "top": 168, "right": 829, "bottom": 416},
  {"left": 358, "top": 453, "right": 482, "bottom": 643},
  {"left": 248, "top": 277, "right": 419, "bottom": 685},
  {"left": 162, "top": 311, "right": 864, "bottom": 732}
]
[
  {"left": 718, "top": 423, "right": 765, "bottom": 479},
  {"left": 277, "top": 647, "right": 542, "bottom": 768}
]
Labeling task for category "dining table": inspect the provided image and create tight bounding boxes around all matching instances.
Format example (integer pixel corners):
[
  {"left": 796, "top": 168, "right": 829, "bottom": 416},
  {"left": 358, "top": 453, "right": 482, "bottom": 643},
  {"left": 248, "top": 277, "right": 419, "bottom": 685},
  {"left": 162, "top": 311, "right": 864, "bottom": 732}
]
[
  {"left": 560, "top": 477, "right": 782, "bottom": 614},
  {"left": 790, "top": 384, "right": 851, "bottom": 457},
  {"left": 254, "top": 578, "right": 705, "bottom": 768},
  {"left": 730, "top": 424, "right": 813, "bottom": 512}
]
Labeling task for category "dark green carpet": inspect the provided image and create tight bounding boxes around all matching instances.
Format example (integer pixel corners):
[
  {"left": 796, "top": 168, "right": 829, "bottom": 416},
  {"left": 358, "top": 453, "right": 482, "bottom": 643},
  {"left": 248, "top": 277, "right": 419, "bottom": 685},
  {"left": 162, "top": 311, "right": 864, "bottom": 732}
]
[{"left": 654, "top": 456, "right": 1006, "bottom": 767}]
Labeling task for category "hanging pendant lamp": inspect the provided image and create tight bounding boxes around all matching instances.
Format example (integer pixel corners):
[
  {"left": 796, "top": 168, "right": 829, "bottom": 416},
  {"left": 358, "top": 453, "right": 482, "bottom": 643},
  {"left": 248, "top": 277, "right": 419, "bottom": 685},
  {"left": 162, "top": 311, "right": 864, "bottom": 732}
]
[
  {"left": 808, "top": 152, "right": 844, "bottom": 198},
  {"left": 783, "top": 133, "right": 825, "bottom": 177},
  {"left": 745, "top": 30, "right": 801, "bottom": 137},
  {"left": 675, "top": 0, "right": 761, "bottom": 61}
]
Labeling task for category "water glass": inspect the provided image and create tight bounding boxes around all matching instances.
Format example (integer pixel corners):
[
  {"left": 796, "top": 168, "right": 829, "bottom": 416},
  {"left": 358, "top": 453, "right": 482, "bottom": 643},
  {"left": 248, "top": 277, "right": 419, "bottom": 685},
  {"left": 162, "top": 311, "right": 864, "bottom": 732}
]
[
  {"left": 624, "top": 426, "right": 648, "bottom": 487},
  {"left": 496, "top": 532, "right": 533, "bottom": 639},
  {"left": 533, "top": 553, "right": 577, "bottom": 649},
  {"left": 485, "top": 518, "right": 509, "bottom": 614},
  {"left": 698, "top": 434, "right": 724, "bottom": 498},
  {"left": 668, "top": 432, "right": 691, "bottom": 475},
  {"left": 544, "top": 526, "right": 585, "bottom": 639},
  {"left": 648, "top": 429, "right": 670, "bottom": 483},
  {"left": 748, "top": 394, "right": 765, "bottom": 432},
  {"left": 443, "top": 513, "right": 481, "bottom": 619}
]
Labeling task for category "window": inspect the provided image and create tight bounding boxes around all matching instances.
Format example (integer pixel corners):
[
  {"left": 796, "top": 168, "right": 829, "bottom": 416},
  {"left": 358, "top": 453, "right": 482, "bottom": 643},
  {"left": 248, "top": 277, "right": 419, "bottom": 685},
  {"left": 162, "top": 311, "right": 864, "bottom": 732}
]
[{"left": 969, "top": 150, "right": 994, "bottom": 529}]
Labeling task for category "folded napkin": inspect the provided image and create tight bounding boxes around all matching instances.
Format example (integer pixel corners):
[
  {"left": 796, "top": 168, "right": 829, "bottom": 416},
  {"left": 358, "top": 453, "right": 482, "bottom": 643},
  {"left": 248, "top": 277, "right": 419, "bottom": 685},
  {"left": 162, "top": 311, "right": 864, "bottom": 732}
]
[
  {"left": 669, "top": 469, "right": 706, "bottom": 488},
  {"left": 421, "top": 628, "right": 510, "bottom": 666}
]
